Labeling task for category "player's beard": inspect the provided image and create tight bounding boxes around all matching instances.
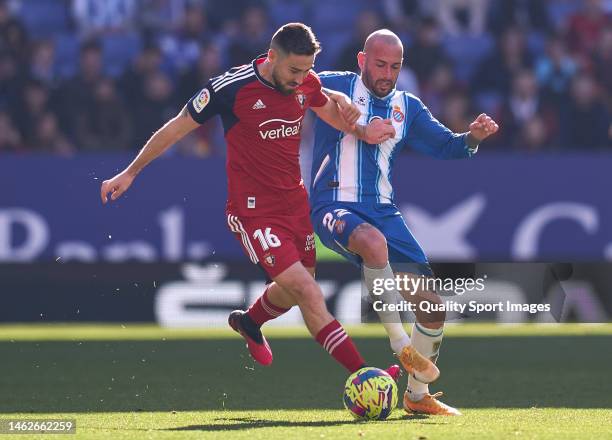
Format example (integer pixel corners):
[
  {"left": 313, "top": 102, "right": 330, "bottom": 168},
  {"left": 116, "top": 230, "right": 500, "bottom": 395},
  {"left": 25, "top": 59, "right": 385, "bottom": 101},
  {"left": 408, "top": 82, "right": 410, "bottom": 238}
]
[
  {"left": 271, "top": 69, "right": 296, "bottom": 96},
  {"left": 362, "top": 68, "right": 395, "bottom": 98}
]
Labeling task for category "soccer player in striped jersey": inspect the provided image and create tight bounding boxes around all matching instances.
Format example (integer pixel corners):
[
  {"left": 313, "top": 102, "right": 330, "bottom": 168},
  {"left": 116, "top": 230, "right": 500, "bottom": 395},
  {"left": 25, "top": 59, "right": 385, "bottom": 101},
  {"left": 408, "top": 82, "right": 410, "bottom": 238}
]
[
  {"left": 310, "top": 29, "right": 499, "bottom": 415},
  {"left": 100, "top": 23, "right": 400, "bottom": 380}
]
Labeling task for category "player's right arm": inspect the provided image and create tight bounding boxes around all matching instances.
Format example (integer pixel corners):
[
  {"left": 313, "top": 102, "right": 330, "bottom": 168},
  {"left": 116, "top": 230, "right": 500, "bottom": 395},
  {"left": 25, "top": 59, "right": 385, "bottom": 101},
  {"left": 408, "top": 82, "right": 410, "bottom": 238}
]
[
  {"left": 101, "top": 84, "right": 219, "bottom": 203},
  {"left": 100, "top": 106, "right": 199, "bottom": 203},
  {"left": 315, "top": 89, "right": 396, "bottom": 144}
]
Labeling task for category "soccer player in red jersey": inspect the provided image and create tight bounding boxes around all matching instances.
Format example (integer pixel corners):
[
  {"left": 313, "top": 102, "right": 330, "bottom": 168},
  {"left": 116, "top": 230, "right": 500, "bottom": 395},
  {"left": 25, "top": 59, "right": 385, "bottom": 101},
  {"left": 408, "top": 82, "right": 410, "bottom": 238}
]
[{"left": 100, "top": 23, "right": 397, "bottom": 376}]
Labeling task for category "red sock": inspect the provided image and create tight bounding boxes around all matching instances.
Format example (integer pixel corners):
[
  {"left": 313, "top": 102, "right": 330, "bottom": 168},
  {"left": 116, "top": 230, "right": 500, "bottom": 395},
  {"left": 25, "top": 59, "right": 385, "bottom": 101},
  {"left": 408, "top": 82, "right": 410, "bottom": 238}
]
[
  {"left": 246, "top": 287, "right": 290, "bottom": 326},
  {"left": 315, "top": 320, "right": 365, "bottom": 373}
]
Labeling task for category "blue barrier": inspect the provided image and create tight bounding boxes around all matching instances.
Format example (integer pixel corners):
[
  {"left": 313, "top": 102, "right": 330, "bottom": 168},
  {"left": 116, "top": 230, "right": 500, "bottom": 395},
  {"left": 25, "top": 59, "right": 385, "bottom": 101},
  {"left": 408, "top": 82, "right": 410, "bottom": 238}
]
[{"left": 2, "top": 153, "right": 611, "bottom": 262}]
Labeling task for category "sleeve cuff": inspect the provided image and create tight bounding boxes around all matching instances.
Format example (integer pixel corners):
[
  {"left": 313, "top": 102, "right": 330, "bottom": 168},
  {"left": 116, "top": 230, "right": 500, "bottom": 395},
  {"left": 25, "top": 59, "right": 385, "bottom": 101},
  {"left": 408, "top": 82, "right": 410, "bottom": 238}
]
[{"left": 464, "top": 133, "right": 479, "bottom": 157}]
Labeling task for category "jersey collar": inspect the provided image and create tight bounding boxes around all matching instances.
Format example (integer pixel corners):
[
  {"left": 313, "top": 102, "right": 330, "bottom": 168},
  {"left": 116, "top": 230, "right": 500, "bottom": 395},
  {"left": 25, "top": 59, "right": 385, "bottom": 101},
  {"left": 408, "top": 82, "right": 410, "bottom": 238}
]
[
  {"left": 253, "top": 54, "right": 277, "bottom": 90},
  {"left": 358, "top": 75, "right": 397, "bottom": 102}
]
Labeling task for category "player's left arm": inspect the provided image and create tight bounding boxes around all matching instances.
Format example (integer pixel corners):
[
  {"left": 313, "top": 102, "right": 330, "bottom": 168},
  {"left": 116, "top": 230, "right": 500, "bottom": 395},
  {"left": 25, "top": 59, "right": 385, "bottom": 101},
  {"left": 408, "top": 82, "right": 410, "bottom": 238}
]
[
  {"left": 311, "top": 89, "right": 396, "bottom": 144},
  {"left": 406, "top": 100, "right": 499, "bottom": 159}
]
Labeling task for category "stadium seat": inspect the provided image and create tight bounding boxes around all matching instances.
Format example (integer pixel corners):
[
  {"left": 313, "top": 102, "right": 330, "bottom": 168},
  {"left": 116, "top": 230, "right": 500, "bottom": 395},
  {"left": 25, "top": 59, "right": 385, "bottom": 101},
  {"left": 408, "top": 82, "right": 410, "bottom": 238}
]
[
  {"left": 267, "top": 0, "right": 309, "bottom": 29},
  {"left": 473, "top": 91, "right": 503, "bottom": 117},
  {"left": 314, "top": 29, "right": 352, "bottom": 72},
  {"left": 546, "top": 1, "right": 581, "bottom": 26},
  {"left": 527, "top": 32, "right": 547, "bottom": 57},
  {"left": 443, "top": 34, "right": 494, "bottom": 83},
  {"left": 17, "top": 0, "right": 70, "bottom": 39},
  {"left": 101, "top": 32, "right": 143, "bottom": 77},
  {"left": 53, "top": 32, "right": 80, "bottom": 79},
  {"left": 311, "top": 0, "right": 370, "bottom": 35}
]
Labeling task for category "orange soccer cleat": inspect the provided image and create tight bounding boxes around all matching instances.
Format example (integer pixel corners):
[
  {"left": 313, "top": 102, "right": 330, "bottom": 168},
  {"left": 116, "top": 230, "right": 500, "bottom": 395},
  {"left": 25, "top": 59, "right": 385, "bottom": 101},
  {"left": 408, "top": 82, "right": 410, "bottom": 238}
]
[
  {"left": 403, "top": 391, "right": 462, "bottom": 416},
  {"left": 397, "top": 345, "right": 440, "bottom": 384}
]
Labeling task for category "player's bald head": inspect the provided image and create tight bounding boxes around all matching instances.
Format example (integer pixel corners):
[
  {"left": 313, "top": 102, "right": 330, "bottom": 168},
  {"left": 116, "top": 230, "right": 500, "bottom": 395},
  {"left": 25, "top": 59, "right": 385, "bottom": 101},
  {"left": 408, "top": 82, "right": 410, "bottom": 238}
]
[
  {"left": 363, "top": 29, "right": 403, "bottom": 55},
  {"left": 358, "top": 29, "right": 403, "bottom": 97}
]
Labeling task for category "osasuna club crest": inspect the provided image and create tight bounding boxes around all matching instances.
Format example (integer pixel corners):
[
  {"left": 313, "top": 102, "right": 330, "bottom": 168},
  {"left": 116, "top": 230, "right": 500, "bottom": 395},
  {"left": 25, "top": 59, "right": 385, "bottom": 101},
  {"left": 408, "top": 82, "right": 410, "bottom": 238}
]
[
  {"left": 295, "top": 91, "right": 306, "bottom": 108},
  {"left": 263, "top": 253, "right": 275, "bottom": 267}
]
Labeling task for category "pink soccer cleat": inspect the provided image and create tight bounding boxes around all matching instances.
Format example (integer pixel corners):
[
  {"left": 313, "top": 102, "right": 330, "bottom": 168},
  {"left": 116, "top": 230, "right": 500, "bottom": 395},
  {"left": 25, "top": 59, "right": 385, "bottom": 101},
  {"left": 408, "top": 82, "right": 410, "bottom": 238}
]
[
  {"left": 228, "top": 310, "right": 273, "bottom": 366},
  {"left": 385, "top": 364, "right": 402, "bottom": 382}
]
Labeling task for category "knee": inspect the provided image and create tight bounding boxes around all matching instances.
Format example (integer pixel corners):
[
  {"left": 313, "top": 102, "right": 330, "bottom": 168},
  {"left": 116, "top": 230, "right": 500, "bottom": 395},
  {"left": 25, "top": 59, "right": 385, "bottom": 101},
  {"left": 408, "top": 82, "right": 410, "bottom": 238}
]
[
  {"left": 348, "top": 224, "right": 388, "bottom": 267},
  {"left": 286, "top": 277, "right": 324, "bottom": 307}
]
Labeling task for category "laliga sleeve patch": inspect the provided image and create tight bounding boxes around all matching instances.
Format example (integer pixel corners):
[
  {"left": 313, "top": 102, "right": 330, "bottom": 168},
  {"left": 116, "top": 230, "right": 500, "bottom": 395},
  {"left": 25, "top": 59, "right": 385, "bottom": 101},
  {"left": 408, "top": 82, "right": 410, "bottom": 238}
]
[{"left": 193, "top": 88, "right": 210, "bottom": 113}]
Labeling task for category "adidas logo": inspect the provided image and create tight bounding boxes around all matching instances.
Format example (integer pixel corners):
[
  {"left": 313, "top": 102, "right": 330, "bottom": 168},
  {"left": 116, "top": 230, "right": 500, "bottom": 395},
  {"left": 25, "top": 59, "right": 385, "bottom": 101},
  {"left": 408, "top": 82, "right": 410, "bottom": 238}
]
[{"left": 252, "top": 99, "right": 266, "bottom": 110}]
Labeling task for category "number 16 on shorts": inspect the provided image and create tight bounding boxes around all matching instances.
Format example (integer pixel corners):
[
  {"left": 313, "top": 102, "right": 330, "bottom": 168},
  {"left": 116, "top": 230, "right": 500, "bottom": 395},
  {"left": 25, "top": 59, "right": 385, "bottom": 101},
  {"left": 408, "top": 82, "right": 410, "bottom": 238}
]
[
  {"left": 253, "top": 227, "right": 281, "bottom": 251},
  {"left": 226, "top": 215, "right": 284, "bottom": 264},
  {"left": 226, "top": 213, "right": 316, "bottom": 278}
]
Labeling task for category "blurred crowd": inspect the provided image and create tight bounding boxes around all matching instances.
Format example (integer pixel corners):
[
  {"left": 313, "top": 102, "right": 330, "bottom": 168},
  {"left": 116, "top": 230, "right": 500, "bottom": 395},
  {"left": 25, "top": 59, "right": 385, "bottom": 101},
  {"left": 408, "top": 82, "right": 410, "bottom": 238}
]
[{"left": 0, "top": 0, "right": 610, "bottom": 156}]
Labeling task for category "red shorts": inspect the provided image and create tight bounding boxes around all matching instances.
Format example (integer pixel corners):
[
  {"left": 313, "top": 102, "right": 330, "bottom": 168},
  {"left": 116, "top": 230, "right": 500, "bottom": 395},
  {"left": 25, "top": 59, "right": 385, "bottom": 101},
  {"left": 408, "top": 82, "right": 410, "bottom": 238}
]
[{"left": 226, "top": 212, "right": 316, "bottom": 278}]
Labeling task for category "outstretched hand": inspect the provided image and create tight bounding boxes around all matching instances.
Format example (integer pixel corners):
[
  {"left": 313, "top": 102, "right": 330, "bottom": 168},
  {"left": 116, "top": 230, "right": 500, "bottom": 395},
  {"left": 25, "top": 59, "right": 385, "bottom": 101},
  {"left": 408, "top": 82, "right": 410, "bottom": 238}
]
[
  {"left": 469, "top": 113, "right": 499, "bottom": 142},
  {"left": 100, "top": 171, "right": 134, "bottom": 204}
]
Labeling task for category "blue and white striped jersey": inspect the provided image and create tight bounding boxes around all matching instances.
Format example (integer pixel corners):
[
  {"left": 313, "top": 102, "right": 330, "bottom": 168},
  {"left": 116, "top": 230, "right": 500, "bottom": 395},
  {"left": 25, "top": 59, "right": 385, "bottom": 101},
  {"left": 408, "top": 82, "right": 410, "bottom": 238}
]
[{"left": 310, "top": 71, "right": 476, "bottom": 206}]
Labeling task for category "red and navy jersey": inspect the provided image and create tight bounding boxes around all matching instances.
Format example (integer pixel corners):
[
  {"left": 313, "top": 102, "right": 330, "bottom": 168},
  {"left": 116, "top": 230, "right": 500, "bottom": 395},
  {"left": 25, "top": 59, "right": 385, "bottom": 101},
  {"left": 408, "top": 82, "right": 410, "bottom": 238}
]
[{"left": 186, "top": 55, "right": 328, "bottom": 217}]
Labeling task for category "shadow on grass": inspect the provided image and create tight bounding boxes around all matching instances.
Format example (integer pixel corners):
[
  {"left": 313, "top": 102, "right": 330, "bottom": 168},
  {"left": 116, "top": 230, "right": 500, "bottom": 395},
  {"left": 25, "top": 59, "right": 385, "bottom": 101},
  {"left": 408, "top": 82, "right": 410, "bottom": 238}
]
[
  {"left": 0, "top": 336, "right": 610, "bottom": 413},
  {"left": 166, "top": 417, "right": 357, "bottom": 431},
  {"left": 166, "top": 415, "right": 444, "bottom": 432}
]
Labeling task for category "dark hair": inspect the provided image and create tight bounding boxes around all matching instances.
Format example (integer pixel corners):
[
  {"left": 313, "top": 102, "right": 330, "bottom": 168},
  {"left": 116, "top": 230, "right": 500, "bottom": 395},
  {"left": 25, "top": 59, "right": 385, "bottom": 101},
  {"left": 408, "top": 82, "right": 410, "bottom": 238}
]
[
  {"left": 270, "top": 23, "right": 321, "bottom": 56},
  {"left": 80, "top": 39, "right": 102, "bottom": 55}
]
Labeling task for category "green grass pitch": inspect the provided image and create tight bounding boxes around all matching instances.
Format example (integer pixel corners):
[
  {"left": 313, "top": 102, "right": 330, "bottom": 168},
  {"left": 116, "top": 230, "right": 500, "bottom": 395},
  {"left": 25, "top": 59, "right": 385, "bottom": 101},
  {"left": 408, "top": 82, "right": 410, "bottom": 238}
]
[{"left": 0, "top": 323, "right": 610, "bottom": 439}]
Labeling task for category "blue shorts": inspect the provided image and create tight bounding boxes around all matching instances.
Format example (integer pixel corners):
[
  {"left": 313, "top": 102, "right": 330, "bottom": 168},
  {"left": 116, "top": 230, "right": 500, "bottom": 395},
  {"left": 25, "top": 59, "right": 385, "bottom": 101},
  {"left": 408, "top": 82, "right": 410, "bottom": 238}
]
[{"left": 311, "top": 202, "right": 433, "bottom": 275}]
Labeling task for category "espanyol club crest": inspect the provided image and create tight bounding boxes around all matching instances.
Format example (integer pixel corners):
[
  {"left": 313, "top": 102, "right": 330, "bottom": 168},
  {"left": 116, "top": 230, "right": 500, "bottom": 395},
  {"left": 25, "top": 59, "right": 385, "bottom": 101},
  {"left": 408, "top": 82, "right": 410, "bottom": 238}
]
[
  {"left": 295, "top": 91, "right": 306, "bottom": 108},
  {"left": 335, "top": 219, "right": 346, "bottom": 234},
  {"left": 392, "top": 105, "right": 404, "bottom": 123},
  {"left": 263, "top": 253, "right": 275, "bottom": 267}
]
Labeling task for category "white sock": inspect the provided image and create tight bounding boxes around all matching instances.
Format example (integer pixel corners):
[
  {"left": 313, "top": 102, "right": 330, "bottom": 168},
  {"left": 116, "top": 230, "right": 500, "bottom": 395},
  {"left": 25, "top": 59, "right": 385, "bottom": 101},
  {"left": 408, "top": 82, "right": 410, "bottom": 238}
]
[
  {"left": 363, "top": 263, "right": 411, "bottom": 354},
  {"left": 407, "top": 322, "right": 444, "bottom": 400}
]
